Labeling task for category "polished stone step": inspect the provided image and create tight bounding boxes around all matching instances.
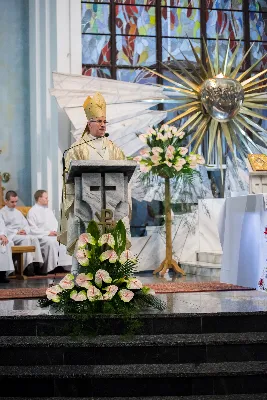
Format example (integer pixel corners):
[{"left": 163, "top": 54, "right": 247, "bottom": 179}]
[
  {"left": 180, "top": 261, "right": 221, "bottom": 278},
  {"left": 1, "top": 362, "right": 267, "bottom": 397},
  {"left": 1, "top": 332, "right": 267, "bottom": 365},
  {"left": 5, "top": 395, "right": 267, "bottom": 400},
  {"left": 196, "top": 251, "right": 222, "bottom": 264},
  {"left": 1, "top": 312, "right": 267, "bottom": 335}
]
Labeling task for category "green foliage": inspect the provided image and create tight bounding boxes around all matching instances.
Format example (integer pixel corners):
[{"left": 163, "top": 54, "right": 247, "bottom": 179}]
[
  {"left": 112, "top": 219, "right": 126, "bottom": 254},
  {"left": 87, "top": 220, "right": 100, "bottom": 241},
  {"left": 39, "top": 219, "right": 166, "bottom": 321}
]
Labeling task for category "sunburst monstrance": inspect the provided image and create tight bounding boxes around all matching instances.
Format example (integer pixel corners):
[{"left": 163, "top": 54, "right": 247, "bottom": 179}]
[{"left": 146, "top": 39, "right": 267, "bottom": 168}]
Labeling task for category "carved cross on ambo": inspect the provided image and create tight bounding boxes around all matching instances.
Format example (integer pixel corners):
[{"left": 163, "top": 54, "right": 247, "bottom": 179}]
[{"left": 90, "top": 173, "right": 116, "bottom": 209}]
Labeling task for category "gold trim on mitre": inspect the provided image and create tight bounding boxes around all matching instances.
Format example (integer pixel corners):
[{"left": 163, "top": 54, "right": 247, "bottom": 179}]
[{"left": 83, "top": 92, "right": 106, "bottom": 121}]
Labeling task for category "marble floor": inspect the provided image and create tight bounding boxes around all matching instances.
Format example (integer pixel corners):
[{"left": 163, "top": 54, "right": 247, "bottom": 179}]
[{"left": 0, "top": 271, "right": 267, "bottom": 316}]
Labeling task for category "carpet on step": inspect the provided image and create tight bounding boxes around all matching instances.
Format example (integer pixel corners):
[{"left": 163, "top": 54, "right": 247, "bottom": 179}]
[{"left": 0, "top": 281, "right": 254, "bottom": 300}]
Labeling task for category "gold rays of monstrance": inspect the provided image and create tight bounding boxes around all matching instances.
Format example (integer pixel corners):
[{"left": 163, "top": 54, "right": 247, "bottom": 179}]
[{"left": 145, "top": 39, "right": 267, "bottom": 168}]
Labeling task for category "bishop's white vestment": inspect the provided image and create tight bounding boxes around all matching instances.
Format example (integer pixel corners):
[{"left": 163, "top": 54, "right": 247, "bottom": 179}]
[
  {"left": 0, "top": 214, "right": 14, "bottom": 275},
  {"left": 0, "top": 206, "right": 43, "bottom": 270},
  {"left": 27, "top": 204, "right": 59, "bottom": 273}
]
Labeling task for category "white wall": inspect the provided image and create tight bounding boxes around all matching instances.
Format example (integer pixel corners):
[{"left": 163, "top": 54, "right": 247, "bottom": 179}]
[{"left": 29, "top": 0, "right": 82, "bottom": 215}]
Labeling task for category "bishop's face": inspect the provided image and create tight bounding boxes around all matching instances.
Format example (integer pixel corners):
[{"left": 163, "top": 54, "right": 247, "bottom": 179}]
[{"left": 87, "top": 116, "right": 107, "bottom": 138}]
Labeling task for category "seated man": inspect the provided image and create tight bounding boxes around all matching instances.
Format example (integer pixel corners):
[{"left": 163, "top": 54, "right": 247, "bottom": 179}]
[
  {"left": 0, "top": 214, "right": 14, "bottom": 283},
  {"left": 0, "top": 191, "right": 43, "bottom": 276},
  {"left": 27, "top": 190, "right": 59, "bottom": 275}
]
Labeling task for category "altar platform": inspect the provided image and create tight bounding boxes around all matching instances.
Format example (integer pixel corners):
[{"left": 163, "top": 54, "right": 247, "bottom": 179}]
[{"left": 1, "top": 271, "right": 267, "bottom": 316}]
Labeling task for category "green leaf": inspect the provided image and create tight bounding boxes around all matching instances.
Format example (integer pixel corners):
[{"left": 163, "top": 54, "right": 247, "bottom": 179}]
[
  {"left": 112, "top": 220, "right": 126, "bottom": 255},
  {"left": 87, "top": 220, "right": 100, "bottom": 241}
]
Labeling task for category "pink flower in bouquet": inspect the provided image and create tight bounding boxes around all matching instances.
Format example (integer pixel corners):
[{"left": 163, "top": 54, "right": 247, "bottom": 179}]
[
  {"left": 171, "top": 126, "right": 178, "bottom": 134},
  {"left": 188, "top": 154, "right": 198, "bottom": 168},
  {"left": 160, "top": 124, "right": 169, "bottom": 132},
  {"left": 196, "top": 155, "right": 205, "bottom": 165},
  {"left": 87, "top": 285, "right": 103, "bottom": 301},
  {"left": 133, "top": 156, "right": 142, "bottom": 162},
  {"left": 140, "top": 148, "right": 150, "bottom": 157},
  {"left": 95, "top": 269, "right": 112, "bottom": 287},
  {"left": 147, "top": 127, "right": 156, "bottom": 135},
  {"left": 176, "top": 158, "right": 186, "bottom": 166},
  {"left": 164, "top": 160, "right": 173, "bottom": 167},
  {"left": 59, "top": 274, "right": 75, "bottom": 290},
  {"left": 179, "top": 147, "right": 188, "bottom": 156},
  {"left": 76, "top": 249, "right": 90, "bottom": 267},
  {"left": 174, "top": 130, "right": 185, "bottom": 138},
  {"left": 140, "top": 164, "right": 152, "bottom": 173},
  {"left": 156, "top": 132, "right": 167, "bottom": 141},
  {"left": 98, "top": 233, "right": 115, "bottom": 248},
  {"left": 166, "top": 145, "right": 175, "bottom": 160},
  {"left": 103, "top": 284, "right": 118, "bottom": 300},
  {"left": 151, "top": 154, "right": 161, "bottom": 165},
  {"left": 119, "top": 250, "right": 136, "bottom": 264},
  {"left": 46, "top": 285, "right": 63, "bottom": 302},
  {"left": 174, "top": 164, "right": 183, "bottom": 172},
  {"left": 174, "top": 158, "right": 186, "bottom": 171},
  {"left": 152, "top": 147, "right": 163, "bottom": 155},
  {"left": 70, "top": 290, "right": 87, "bottom": 302},
  {"left": 139, "top": 134, "right": 147, "bottom": 142},
  {"left": 126, "top": 277, "right": 143, "bottom": 290},
  {"left": 99, "top": 249, "right": 118, "bottom": 263},
  {"left": 118, "top": 289, "right": 134, "bottom": 302},
  {"left": 76, "top": 273, "right": 93, "bottom": 289},
  {"left": 77, "top": 233, "right": 96, "bottom": 249}
]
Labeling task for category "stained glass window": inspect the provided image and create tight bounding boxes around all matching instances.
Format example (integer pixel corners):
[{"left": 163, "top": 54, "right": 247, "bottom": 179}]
[
  {"left": 82, "top": 3, "right": 110, "bottom": 34},
  {"left": 249, "top": 0, "right": 267, "bottom": 12},
  {"left": 205, "top": 0, "right": 243, "bottom": 10},
  {"left": 82, "top": 66, "right": 112, "bottom": 78},
  {"left": 82, "top": 34, "right": 111, "bottom": 65},
  {"left": 116, "top": 0, "right": 157, "bottom": 5},
  {"left": 161, "top": 8, "right": 201, "bottom": 37},
  {"left": 81, "top": 0, "right": 266, "bottom": 79},
  {"left": 162, "top": 38, "right": 201, "bottom": 61},
  {"left": 206, "top": 10, "right": 243, "bottom": 39},
  {"left": 207, "top": 40, "right": 244, "bottom": 67},
  {"left": 161, "top": 0, "right": 200, "bottom": 6},
  {"left": 250, "top": 12, "right": 267, "bottom": 41},
  {"left": 116, "top": 35, "right": 156, "bottom": 66},
  {"left": 116, "top": 5, "right": 156, "bottom": 36},
  {"left": 116, "top": 68, "right": 157, "bottom": 83},
  {"left": 250, "top": 41, "right": 267, "bottom": 71}
]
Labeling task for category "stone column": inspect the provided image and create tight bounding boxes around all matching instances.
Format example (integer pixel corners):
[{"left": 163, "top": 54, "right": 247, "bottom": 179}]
[{"left": 29, "top": 0, "right": 81, "bottom": 215}]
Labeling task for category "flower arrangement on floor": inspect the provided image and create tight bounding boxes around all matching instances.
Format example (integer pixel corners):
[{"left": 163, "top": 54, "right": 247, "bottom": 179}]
[
  {"left": 39, "top": 220, "right": 165, "bottom": 314},
  {"left": 133, "top": 124, "right": 205, "bottom": 177}
]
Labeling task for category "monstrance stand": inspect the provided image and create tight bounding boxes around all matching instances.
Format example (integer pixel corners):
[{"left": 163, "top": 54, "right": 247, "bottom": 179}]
[{"left": 153, "top": 177, "right": 186, "bottom": 277}]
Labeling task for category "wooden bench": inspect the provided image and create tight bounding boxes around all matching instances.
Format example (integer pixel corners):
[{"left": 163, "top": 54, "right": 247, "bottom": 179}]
[{"left": 11, "top": 245, "right": 35, "bottom": 280}]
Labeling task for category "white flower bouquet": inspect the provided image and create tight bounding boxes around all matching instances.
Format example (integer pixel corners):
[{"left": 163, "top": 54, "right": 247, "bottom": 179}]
[
  {"left": 40, "top": 220, "right": 165, "bottom": 314},
  {"left": 133, "top": 124, "right": 205, "bottom": 178}
]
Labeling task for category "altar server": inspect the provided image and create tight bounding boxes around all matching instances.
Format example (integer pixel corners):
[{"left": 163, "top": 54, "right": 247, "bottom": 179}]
[
  {"left": 0, "top": 191, "right": 43, "bottom": 276},
  {"left": 0, "top": 214, "right": 14, "bottom": 283},
  {"left": 27, "top": 190, "right": 59, "bottom": 274}
]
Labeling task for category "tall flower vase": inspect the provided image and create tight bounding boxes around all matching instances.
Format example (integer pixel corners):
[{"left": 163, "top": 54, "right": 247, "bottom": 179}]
[{"left": 153, "top": 177, "right": 186, "bottom": 277}]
